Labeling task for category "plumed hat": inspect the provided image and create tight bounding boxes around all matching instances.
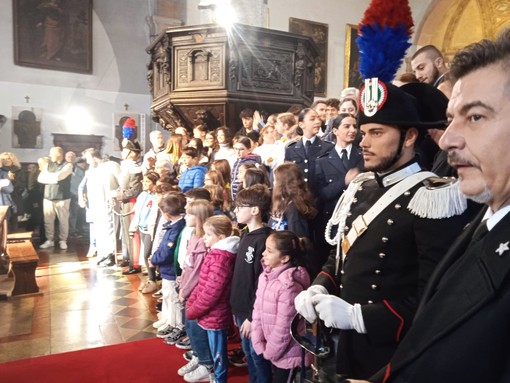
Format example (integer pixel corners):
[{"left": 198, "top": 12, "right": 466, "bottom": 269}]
[
  {"left": 356, "top": 0, "right": 414, "bottom": 83},
  {"left": 357, "top": 80, "right": 447, "bottom": 129},
  {"left": 121, "top": 117, "right": 141, "bottom": 152},
  {"left": 355, "top": 0, "right": 446, "bottom": 130},
  {"left": 122, "top": 118, "right": 137, "bottom": 140}
]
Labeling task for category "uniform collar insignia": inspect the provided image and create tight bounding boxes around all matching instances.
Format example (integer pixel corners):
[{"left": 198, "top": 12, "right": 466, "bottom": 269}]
[
  {"left": 378, "top": 162, "right": 421, "bottom": 187},
  {"left": 495, "top": 241, "right": 510, "bottom": 256}
]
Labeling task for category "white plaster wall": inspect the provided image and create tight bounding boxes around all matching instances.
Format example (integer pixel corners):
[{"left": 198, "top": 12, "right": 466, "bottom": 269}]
[{"left": 0, "top": 0, "right": 154, "bottom": 162}]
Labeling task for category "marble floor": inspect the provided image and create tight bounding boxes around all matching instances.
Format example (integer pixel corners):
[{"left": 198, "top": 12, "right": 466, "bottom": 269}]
[{"left": 0, "top": 236, "right": 159, "bottom": 363}]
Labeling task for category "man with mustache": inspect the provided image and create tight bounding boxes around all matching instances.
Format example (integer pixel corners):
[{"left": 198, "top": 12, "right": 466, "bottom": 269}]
[
  {"left": 295, "top": 80, "right": 470, "bottom": 381},
  {"left": 346, "top": 28, "right": 510, "bottom": 383}
]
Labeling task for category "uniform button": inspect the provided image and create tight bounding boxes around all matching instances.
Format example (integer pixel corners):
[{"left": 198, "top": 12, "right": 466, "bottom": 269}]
[
  {"left": 374, "top": 269, "right": 381, "bottom": 275},
  {"left": 304, "top": 159, "right": 308, "bottom": 164},
  {"left": 329, "top": 179, "right": 333, "bottom": 182},
  {"left": 344, "top": 226, "right": 349, "bottom": 232},
  {"left": 304, "top": 168, "right": 309, "bottom": 173},
  {"left": 381, "top": 237, "right": 389, "bottom": 243},
  {"left": 347, "top": 212, "right": 352, "bottom": 217},
  {"left": 358, "top": 186, "right": 363, "bottom": 191},
  {"left": 395, "top": 204, "right": 402, "bottom": 210},
  {"left": 371, "top": 284, "right": 379, "bottom": 291},
  {"left": 292, "top": 160, "right": 296, "bottom": 163},
  {"left": 304, "top": 178, "right": 308, "bottom": 182},
  {"left": 368, "top": 300, "right": 373, "bottom": 304},
  {"left": 404, "top": 191, "right": 411, "bottom": 196},
  {"left": 352, "top": 198, "right": 358, "bottom": 203},
  {"left": 339, "top": 284, "right": 343, "bottom": 289},
  {"left": 387, "top": 219, "right": 394, "bottom": 225},
  {"left": 379, "top": 253, "right": 386, "bottom": 259},
  {"left": 340, "top": 269, "right": 345, "bottom": 274}
]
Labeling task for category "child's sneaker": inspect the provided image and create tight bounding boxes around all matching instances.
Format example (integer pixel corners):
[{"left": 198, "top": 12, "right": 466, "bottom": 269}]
[
  {"left": 184, "top": 365, "right": 211, "bottom": 383},
  {"left": 176, "top": 336, "right": 192, "bottom": 350},
  {"left": 163, "top": 328, "right": 186, "bottom": 345},
  {"left": 153, "top": 317, "right": 167, "bottom": 329},
  {"left": 138, "top": 280, "right": 148, "bottom": 292},
  {"left": 157, "top": 324, "right": 175, "bottom": 338},
  {"left": 178, "top": 356, "right": 199, "bottom": 376},
  {"left": 183, "top": 350, "right": 193, "bottom": 361},
  {"left": 141, "top": 280, "right": 158, "bottom": 294},
  {"left": 228, "top": 347, "right": 247, "bottom": 367}
]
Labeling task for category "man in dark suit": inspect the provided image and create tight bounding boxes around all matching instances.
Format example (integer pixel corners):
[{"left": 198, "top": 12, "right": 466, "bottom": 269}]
[
  {"left": 341, "top": 28, "right": 510, "bottom": 383},
  {"left": 284, "top": 107, "right": 334, "bottom": 194},
  {"left": 295, "top": 80, "right": 471, "bottom": 380}
]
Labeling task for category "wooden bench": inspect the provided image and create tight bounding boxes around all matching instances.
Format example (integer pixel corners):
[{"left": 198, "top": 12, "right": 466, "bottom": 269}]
[{"left": 6, "top": 232, "right": 40, "bottom": 296}]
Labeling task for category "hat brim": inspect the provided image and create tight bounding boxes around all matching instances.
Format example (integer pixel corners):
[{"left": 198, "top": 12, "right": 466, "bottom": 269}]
[{"left": 358, "top": 116, "right": 447, "bottom": 130}]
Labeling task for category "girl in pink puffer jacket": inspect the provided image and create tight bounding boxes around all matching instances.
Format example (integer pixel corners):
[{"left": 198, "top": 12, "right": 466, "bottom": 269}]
[
  {"left": 186, "top": 215, "right": 240, "bottom": 383},
  {"left": 251, "top": 231, "right": 313, "bottom": 383}
]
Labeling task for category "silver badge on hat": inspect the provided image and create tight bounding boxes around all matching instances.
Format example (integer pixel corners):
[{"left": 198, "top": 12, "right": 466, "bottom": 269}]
[{"left": 360, "top": 78, "right": 387, "bottom": 117}]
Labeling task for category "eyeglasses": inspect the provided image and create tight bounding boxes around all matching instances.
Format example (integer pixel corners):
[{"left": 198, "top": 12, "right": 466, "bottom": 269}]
[
  {"left": 235, "top": 205, "right": 252, "bottom": 210},
  {"left": 290, "top": 314, "right": 331, "bottom": 358}
]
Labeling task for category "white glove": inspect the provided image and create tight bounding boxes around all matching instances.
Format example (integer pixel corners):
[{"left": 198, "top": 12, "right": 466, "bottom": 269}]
[
  {"left": 294, "top": 285, "right": 328, "bottom": 323},
  {"left": 311, "top": 294, "right": 367, "bottom": 333}
]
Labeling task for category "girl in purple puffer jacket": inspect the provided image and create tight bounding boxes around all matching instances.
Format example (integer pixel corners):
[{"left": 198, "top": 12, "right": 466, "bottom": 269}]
[{"left": 251, "top": 231, "right": 313, "bottom": 383}]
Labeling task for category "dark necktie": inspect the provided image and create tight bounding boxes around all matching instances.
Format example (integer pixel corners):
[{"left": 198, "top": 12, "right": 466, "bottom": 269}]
[
  {"left": 471, "top": 220, "right": 489, "bottom": 242},
  {"left": 341, "top": 149, "right": 349, "bottom": 168},
  {"left": 305, "top": 140, "right": 312, "bottom": 156}
]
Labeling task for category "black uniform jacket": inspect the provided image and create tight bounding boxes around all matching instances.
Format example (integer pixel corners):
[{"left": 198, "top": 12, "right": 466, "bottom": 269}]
[
  {"left": 315, "top": 146, "right": 364, "bottom": 217},
  {"left": 373, "top": 207, "right": 510, "bottom": 383},
  {"left": 284, "top": 136, "right": 334, "bottom": 193},
  {"left": 314, "top": 162, "right": 470, "bottom": 379}
]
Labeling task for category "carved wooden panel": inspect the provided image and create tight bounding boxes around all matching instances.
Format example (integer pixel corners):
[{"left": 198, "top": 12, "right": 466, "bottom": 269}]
[
  {"left": 238, "top": 48, "right": 294, "bottom": 95},
  {"left": 175, "top": 45, "right": 225, "bottom": 90}
]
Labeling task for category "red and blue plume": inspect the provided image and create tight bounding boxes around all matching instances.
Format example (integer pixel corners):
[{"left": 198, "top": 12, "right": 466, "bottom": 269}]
[
  {"left": 356, "top": 0, "right": 414, "bottom": 82},
  {"left": 122, "top": 118, "right": 136, "bottom": 140}
]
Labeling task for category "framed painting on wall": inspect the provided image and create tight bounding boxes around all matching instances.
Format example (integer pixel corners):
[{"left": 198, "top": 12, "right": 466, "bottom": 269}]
[
  {"left": 289, "top": 17, "right": 328, "bottom": 97},
  {"left": 12, "top": 106, "right": 43, "bottom": 149},
  {"left": 343, "top": 24, "right": 363, "bottom": 89},
  {"left": 13, "top": 0, "right": 93, "bottom": 74}
]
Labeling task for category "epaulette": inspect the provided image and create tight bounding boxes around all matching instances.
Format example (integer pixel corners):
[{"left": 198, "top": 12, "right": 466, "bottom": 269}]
[
  {"left": 286, "top": 140, "right": 298, "bottom": 147},
  {"left": 317, "top": 151, "right": 330, "bottom": 159},
  {"left": 407, "top": 177, "right": 467, "bottom": 219}
]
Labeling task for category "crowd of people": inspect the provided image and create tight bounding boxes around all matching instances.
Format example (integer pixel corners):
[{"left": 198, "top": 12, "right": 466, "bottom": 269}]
[{"left": 2, "top": 30, "right": 510, "bottom": 383}]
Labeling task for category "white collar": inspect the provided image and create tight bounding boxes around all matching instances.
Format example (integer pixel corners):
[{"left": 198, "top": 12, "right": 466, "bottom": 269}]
[
  {"left": 302, "top": 136, "right": 317, "bottom": 145},
  {"left": 482, "top": 204, "right": 510, "bottom": 231},
  {"left": 335, "top": 144, "right": 352, "bottom": 158}
]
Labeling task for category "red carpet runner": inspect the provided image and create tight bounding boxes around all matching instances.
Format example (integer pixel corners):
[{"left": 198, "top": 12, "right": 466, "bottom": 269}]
[{"left": 0, "top": 338, "right": 248, "bottom": 383}]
